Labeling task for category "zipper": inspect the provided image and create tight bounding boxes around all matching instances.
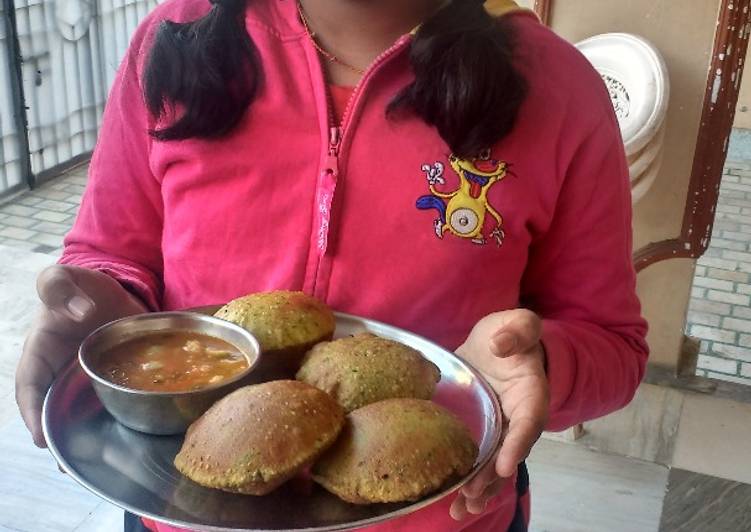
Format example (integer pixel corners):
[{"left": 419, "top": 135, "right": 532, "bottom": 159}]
[
  {"left": 325, "top": 125, "right": 341, "bottom": 178},
  {"left": 315, "top": 34, "right": 410, "bottom": 249},
  {"left": 310, "top": 33, "right": 412, "bottom": 295},
  {"left": 338, "top": 34, "right": 411, "bottom": 138},
  {"left": 315, "top": 126, "right": 340, "bottom": 255}
]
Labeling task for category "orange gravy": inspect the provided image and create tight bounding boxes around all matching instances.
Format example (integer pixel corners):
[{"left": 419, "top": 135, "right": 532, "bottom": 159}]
[{"left": 97, "top": 332, "right": 249, "bottom": 392}]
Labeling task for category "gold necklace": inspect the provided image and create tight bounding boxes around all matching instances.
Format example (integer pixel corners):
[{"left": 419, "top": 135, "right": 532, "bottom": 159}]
[{"left": 297, "top": 1, "right": 366, "bottom": 76}]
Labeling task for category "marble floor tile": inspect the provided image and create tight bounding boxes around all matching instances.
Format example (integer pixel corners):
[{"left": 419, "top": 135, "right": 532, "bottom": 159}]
[
  {"left": 0, "top": 417, "right": 104, "bottom": 532},
  {"left": 0, "top": 391, "right": 17, "bottom": 429},
  {"left": 527, "top": 439, "right": 669, "bottom": 532},
  {"left": 576, "top": 383, "right": 685, "bottom": 465},
  {"left": 72, "top": 501, "right": 123, "bottom": 532},
  {"left": 672, "top": 393, "right": 751, "bottom": 484}
]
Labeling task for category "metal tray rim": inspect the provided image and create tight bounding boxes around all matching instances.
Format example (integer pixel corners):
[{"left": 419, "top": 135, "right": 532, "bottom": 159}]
[{"left": 43, "top": 311, "right": 503, "bottom": 532}]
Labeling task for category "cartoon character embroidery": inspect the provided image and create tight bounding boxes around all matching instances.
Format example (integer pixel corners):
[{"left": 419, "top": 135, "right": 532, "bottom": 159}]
[{"left": 416, "top": 152, "right": 508, "bottom": 246}]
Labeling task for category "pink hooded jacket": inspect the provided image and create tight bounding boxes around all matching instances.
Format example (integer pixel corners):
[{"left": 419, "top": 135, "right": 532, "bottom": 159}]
[{"left": 60, "top": 0, "right": 649, "bottom": 530}]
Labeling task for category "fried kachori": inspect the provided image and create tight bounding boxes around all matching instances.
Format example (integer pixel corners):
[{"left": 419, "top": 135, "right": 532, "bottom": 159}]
[
  {"left": 312, "top": 398, "right": 477, "bottom": 504},
  {"left": 215, "top": 291, "right": 335, "bottom": 379},
  {"left": 296, "top": 333, "right": 440, "bottom": 412},
  {"left": 174, "top": 380, "right": 344, "bottom": 495}
]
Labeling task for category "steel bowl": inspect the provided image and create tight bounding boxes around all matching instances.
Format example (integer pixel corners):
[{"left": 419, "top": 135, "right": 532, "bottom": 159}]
[{"left": 78, "top": 312, "right": 261, "bottom": 435}]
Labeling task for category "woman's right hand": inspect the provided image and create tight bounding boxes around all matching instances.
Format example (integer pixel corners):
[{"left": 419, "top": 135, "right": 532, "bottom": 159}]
[{"left": 16, "top": 265, "right": 148, "bottom": 447}]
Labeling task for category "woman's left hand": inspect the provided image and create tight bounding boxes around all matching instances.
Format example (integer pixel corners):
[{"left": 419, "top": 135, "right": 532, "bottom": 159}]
[{"left": 450, "top": 309, "right": 549, "bottom": 520}]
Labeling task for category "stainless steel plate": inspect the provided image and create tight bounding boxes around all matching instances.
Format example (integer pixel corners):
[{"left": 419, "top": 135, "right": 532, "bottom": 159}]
[{"left": 43, "top": 312, "right": 502, "bottom": 532}]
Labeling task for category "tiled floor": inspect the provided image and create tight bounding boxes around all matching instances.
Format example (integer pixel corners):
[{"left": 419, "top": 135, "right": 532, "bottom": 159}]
[
  {"left": 687, "top": 160, "right": 751, "bottom": 384},
  {"left": 0, "top": 164, "right": 86, "bottom": 255}
]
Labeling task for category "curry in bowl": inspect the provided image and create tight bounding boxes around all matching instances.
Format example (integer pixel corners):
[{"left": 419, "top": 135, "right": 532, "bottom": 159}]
[
  {"left": 79, "top": 311, "right": 261, "bottom": 435},
  {"left": 97, "top": 331, "right": 249, "bottom": 393}
]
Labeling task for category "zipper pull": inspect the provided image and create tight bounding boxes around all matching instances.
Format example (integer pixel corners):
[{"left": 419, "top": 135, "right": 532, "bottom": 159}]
[
  {"left": 317, "top": 126, "right": 342, "bottom": 255},
  {"left": 325, "top": 126, "right": 341, "bottom": 176}
]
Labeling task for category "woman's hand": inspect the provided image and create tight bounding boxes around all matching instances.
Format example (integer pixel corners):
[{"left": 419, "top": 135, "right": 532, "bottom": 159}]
[
  {"left": 450, "top": 309, "right": 549, "bottom": 520},
  {"left": 15, "top": 265, "right": 148, "bottom": 447}
]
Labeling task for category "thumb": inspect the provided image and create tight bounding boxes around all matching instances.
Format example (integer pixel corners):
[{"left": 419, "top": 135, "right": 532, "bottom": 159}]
[
  {"left": 489, "top": 309, "right": 541, "bottom": 358},
  {"left": 36, "top": 265, "right": 96, "bottom": 322}
]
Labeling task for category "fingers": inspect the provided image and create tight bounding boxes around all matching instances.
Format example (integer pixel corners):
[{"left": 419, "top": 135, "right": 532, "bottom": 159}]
[
  {"left": 450, "top": 308, "right": 548, "bottom": 523},
  {"left": 496, "top": 413, "right": 544, "bottom": 478},
  {"left": 16, "top": 334, "right": 55, "bottom": 448},
  {"left": 16, "top": 327, "right": 79, "bottom": 448},
  {"left": 490, "top": 309, "right": 541, "bottom": 358},
  {"left": 456, "top": 309, "right": 542, "bottom": 370},
  {"left": 462, "top": 462, "right": 505, "bottom": 514},
  {"left": 450, "top": 492, "right": 469, "bottom": 521},
  {"left": 465, "top": 478, "right": 504, "bottom": 515},
  {"left": 16, "top": 383, "right": 48, "bottom": 448},
  {"left": 461, "top": 460, "right": 497, "bottom": 499},
  {"left": 450, "top": 412, "right": 544, "bottom": 521},
  {"left": 451, "top": 461, "right": 507, "bottom": 521},
  {"left": 37, "top": 265, "right": 95, "bottom": 322},
  {"left": 16, "top": 265, "right": 94, "bottom": 447},
  {"left": 18, "top": 265, "right": 148, "bottom": 447}
]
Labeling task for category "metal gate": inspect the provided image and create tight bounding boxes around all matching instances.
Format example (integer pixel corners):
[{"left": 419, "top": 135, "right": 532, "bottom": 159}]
[{"left": 0, "top": 0, "right": 158, "bottom": 197}]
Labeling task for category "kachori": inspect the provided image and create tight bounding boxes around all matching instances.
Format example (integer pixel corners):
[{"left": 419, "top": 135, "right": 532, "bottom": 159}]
[
  {"left": 175, "top": 380, "right": 344, "bottom": 495},
  {"left": 215, "top": 291, "right": 335, "bottom": 379},
  {"left": 296, "top": 333, "right": 440, "bottom": 412},
  {"left": 312, "top": 398, "right": 478, "bottom": 504}
]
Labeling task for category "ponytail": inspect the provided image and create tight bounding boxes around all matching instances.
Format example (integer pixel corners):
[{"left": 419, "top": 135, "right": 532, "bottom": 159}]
[
  {"left": 143, "top": 0, "right": 261, "bottom": 140},
  {"left": 143, "top": 0, "right": 525, "bottom": 155},
  {"left": 389, "top": 1, "right": 527, "bottom": 159}
]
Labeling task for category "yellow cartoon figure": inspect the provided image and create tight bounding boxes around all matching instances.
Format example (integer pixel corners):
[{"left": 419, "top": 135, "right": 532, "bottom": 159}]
[{"left": 416, "top": 152, "right": 508, "bottom": 245}]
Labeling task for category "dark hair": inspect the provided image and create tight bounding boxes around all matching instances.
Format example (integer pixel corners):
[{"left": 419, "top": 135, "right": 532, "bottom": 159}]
[
  {"left": 389, "top": 1, "right": 526, "bottom": 158},
  {"left": 144, "top": 0, "right": 526, "bottom": 156},
  {"left": 144, "top": 0, "right": 261, "bottom": 140}
]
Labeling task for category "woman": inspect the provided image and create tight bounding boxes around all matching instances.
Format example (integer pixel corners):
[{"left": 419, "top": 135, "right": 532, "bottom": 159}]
[{"left": 15, "top": 0, "right": 648, "bottom": 530}]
